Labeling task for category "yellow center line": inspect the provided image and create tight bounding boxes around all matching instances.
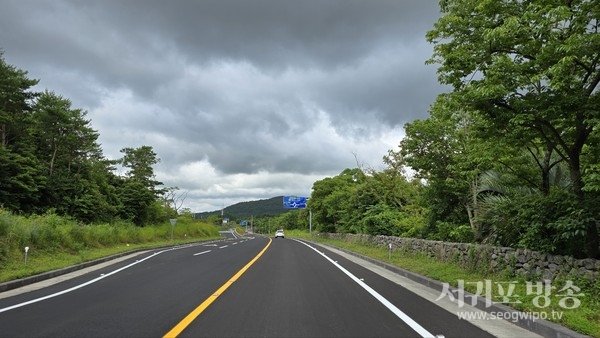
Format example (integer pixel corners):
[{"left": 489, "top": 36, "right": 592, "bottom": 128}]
[{"left": 163, "top": 237, "right": 272, "bottom": 338}]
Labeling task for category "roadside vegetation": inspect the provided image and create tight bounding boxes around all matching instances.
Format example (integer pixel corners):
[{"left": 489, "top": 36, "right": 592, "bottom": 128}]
[{"left": 0, "top": 209, "right": 220, "bottom": 283}]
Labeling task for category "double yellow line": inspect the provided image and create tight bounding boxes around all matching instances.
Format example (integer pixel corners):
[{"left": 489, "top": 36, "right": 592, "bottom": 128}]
[{"left": 163, "top": 238, "right": 272, "bottom": 337}]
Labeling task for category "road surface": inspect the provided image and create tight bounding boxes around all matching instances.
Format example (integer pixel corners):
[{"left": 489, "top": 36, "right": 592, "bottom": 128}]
[{"left": 0, "top": 234, "right": 540, "bottom": 337}]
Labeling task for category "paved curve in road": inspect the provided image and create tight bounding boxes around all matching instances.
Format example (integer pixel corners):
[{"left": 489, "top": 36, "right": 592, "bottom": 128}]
[{"left": 0, "top": 234, "right": 540, "bottom": 337}]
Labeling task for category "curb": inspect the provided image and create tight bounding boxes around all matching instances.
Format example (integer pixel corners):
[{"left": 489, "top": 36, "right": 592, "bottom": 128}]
[{"left": 0, "top": 249, "right": 146, "bottom": 293}]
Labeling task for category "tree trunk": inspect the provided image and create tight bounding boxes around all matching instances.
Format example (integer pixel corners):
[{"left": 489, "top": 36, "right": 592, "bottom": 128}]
[
  {"left": 466, "top": 175, "right": 481, "bottom": 241},
  {"left": 569, "top": 151, "right": 599, "bottom": 258}
]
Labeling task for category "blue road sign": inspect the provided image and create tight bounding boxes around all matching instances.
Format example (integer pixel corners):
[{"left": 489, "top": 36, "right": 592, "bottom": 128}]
[{"left": 283, "top": 196, "right": 308, "bottom": 209}]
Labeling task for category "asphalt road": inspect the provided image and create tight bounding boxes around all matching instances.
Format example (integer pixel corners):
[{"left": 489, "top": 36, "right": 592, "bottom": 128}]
[{"left": 0, "top": 234, "right": 540, "bottom": 337}]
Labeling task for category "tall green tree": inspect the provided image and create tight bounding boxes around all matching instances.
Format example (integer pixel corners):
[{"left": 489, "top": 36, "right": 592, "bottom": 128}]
[
  {"left": 427, "top": 0, "right": 600, "bottom": 257},
  {"left": 119, "top": 146, "right": 163, "bottom": 194},
  {"left": 0, "top": 51, "right": 43, "bottom": 211},
  {"left": 0, "top": 51, "right": 39, "bottom": 148},
  {"left": 400, "top": 94, "right": 496, "bottom": 240},
  {"left": 117, "top": 146, "right": 165, "bottom": 225},
  {"left": 32, "top": 91, "right": 102, "bottom": 175},
  {"left": 309, "top": 168, "right": 362, "bottom": 233},
  {"left": 31, "top": 91, "right": 114, "bottom": 221}
]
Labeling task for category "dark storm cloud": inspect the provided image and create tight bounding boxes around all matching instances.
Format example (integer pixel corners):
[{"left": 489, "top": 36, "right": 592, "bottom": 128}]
[{"left": 0, "top": 0, "right": 443, "bottom": 211}]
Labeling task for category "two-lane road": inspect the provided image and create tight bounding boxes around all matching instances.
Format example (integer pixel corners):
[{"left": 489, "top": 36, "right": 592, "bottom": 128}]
[
  {"left": 0, "top": 234, "right": 537, "bottom": 337},
  {"left": 179, "top": 237, "right": 490, "bottom": 337}
]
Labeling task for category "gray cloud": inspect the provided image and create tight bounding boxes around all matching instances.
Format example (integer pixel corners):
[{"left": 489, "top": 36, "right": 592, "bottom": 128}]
[{"left": 0, "top": 0, "right": 443, "bottom": 211}]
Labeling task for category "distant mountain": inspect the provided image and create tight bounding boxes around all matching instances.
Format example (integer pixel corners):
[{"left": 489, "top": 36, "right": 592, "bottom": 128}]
[{"left": 193, "top": 196, "right": 289, "bottom": 219}]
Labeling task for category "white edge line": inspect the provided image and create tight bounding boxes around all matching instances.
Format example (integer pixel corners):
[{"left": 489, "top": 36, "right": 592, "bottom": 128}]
[
  {"left": 0, "top": 248, "right": 173, "bottom": 313},
  {"left": 295, "top": 240, "right": 437, "bottom": 338},
  {"left": 1, "top": 239, "right": 237, "bottom": 313}
]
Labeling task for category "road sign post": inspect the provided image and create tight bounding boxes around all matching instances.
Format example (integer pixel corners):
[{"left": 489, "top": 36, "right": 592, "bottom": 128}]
[
  {"left": 24, "top": 246, "right": 29, "bottom": 265},
  {"left": 309, "top": 209, "right": 312, "bottom": 237},
  {"left": 170, "top": 219, "right": 177, "bottom": 241}
]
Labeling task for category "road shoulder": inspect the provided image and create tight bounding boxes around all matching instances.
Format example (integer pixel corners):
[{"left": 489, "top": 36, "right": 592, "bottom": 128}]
[{"left": 311, "top": 241, "right": 589, "bottom": 338}]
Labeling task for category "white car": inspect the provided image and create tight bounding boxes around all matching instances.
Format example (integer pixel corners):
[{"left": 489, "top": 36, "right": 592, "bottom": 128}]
[{"left": 274, "top": 229, "right": 285, "bottom": 238}]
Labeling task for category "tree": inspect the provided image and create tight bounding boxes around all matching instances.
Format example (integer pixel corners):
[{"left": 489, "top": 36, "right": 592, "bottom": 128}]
[
  {"left": 117, "top": 146, "right": 165, "bottom": 225},
  {"left": 0, "top": 148, "right": 45, "bottom": 212},
  {"left": 117, "top": 179, "right": 156, "bottom": 226},
  {"left": 475, "top": 165, "right": 586, "bottom": 256},
  {"left": 0, "top": 51, "right": 43, "bottom": 211},
  {"left": 162, "top": 186, "right": 187, "bottom": 216},
  {"left": 119, "top": 146, "right": 163, "bottom": 194},
  {"left": 0, "top": 50, "right": 39, "bottom": 148},
  {"left": 30, "top": 91, "right": 116, "bottom": 221},
  {"left": 309, "top": 168, "right": 362, "bottom": 233},
  {"left": 32, "top": 91, "right": 102, "bottom": 174},
  {"left": 399, "top": 94, "right": 497, "bottom": 240},
  {"left": 427, "top": 0, "right": 600, "bottom": 257}
]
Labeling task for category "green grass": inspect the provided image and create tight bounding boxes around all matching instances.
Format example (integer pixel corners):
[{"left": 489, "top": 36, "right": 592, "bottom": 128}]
[
  {"left": 0, "top": 209, "right": 222, "bottom": 283},
  {"left": 288, "top": 230, "right": 600, "bottom": 338},
  {"left": 0, "top": 235, "right": 222, "bottom": 283}
]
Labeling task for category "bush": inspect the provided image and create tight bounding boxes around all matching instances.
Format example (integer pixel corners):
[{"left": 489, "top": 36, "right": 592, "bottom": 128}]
[
  {"left": 428, "top": 221, "right": 474, "bottom": 243},
  {"left": 0, "top": 209, "right": 221, "bottom": 268},
  {"left": 484, "top": 191, "right": 591, "bottom": 257}
]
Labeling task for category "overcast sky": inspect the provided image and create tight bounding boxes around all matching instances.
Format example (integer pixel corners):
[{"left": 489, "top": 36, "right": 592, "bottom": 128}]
[{"left": 1, "top": 0, "right": 444, "bottom": 212}]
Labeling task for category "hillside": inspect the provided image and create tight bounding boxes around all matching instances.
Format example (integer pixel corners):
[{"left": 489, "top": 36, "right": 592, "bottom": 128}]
[{"left": 193, "top": 196, "right": 290, "bottom": 219}]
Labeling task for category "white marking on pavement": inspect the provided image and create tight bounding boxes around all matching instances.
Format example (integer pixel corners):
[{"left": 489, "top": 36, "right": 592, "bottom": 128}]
[
  {"left": 296, "top": 240, "right": 439, "bottom": 338},
  {"left": 0, "top": 249, "right": 169, "bottom": 313},
  {"left": 194, "top": 250, "right": 211, "bottom": 256}
]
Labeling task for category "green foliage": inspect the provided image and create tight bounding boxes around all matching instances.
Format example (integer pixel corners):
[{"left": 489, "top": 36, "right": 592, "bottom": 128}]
[
  {"left": 584, "top": 164, "right": 600, "bottom": 192},
  {"left": 272, "top": 209, "right": 308, "bottom": 231},
  {"left": 0, "top": 52, "right": 175, "bottom": 226},
  {"left": 427, "top": 0, "right": 600, "bottom": 257},
  {"left": 359, "top": 204, "right": 405, "bottom": 236},
  {"left": 309, "top": 168, "right": 361, "bottom": 232},
  {"left": 308, "top": 167, "right": 427, "bottom": 237},
  {"left": 428, "top": 221, "right": 475, "bottom": 243},
  {"left": 0, "top": 147, "right": 45, "bottom": 212},
  {"left": 0, "top": 208, "right": 219, "bottom": 268},
  {"left": 399, "top": 94, "right": 501, "bottom": 241},
  {"left": 119, "top": 146, "right": 164, "bottom": 195},
  {"left": 482, "top": 190, "right": 591, "bottom": 258},
  {"left": 0, "top": 52, "right": 44, "bottom": 212}
]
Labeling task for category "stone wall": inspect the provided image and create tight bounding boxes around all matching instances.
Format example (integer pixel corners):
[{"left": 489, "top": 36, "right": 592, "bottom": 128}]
[{"left": 321, "top": 233, "right": 599, "bottom": 282}]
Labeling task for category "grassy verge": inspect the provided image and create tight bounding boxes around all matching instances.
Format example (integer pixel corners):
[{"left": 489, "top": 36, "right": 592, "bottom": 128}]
[
  {"left": 0, "top": 236, "right": 221, "bottom": 283},
  {"left": 287, "top": 230, "right": 600, "bottom": 338},
  {"left": 0, "top": 209, "right": 222, "bottom": 283}
]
